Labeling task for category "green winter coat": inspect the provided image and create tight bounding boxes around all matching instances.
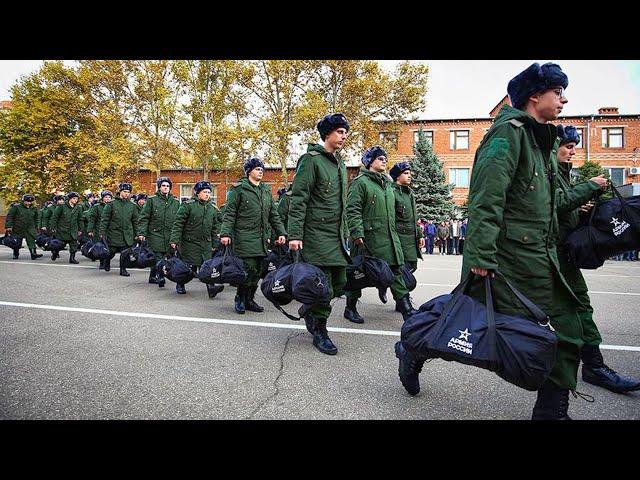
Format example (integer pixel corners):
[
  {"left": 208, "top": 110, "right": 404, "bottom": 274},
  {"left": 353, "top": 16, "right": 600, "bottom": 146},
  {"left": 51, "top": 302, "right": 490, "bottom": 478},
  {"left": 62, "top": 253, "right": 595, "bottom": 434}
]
[
  {"left": 6, "top": 202, "right": 39, "bottom": 241},
  {"left": 392, "top": 183, "right": 424, "bottom": 263},
  {"left": 50, "top": 202, "right": 82, "bottom": 241},
  {"left": 86, "top": 202, "right": 107, "bottom": 234},
  {"left": 99, "top": 197, "right": 139, "bottom": 247},
  {"left": 556, "top": 161, "right": 601, "bottom": 307},
  {"left": 79, "top": 200, "right": 92, "bottom": 234},
  {"left": 169, "top": 198, "right": 221, "bottom": 266},
  {"left": 277, "top": 186, "right": 292, "bottom": 233},
  {"left": 137, "top": 192, "right": 180, "bottom": 254},
  {"left": 347, "top": 168, "right": 404, "bottom": 266},
  {"left": 220, "top": 177, "right": 287, "bottom": 258},
  {"left": 39, "top": 204, "right": 56, "bottom": 231},
  {"left": 461, "top": 104, "right": 582, "bottom": 317},
  {"left": 287, "top": 143, "right": 350, "bottom": 267}
]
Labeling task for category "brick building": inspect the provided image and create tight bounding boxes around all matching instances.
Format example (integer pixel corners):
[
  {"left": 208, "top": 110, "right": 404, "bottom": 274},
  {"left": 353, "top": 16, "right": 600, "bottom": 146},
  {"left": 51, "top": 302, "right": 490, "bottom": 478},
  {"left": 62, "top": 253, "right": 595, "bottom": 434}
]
[{"left": 378, "top": 96, "right": 640, "bottom": 206}]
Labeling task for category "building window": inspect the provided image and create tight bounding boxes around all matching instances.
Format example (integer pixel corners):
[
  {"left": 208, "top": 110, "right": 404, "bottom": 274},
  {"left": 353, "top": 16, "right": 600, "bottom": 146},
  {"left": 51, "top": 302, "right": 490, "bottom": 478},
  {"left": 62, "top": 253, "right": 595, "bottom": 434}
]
[
  {"left": 602, "top": 128, "right": 623, "bottom": 148},
  {"left": 576, "top": 128, "right": 584, "bottom": 148},
  {"left": 179, "top": 184, "right": 194, "bottom": 203},
  {"left": 449, "top": 168, "right": 470, "bottom": 187},
  {"left": 606, "top": 168, "right": 625, "bottom": 187},
  {"left": 449, "top": 130, "right": 469, "bottom": 150},
  {"left": 378, "top": 131, "right": 398, "bottom": 149},
  {"left": 413, "top": 130, "right": 433, "bottom": 146}
]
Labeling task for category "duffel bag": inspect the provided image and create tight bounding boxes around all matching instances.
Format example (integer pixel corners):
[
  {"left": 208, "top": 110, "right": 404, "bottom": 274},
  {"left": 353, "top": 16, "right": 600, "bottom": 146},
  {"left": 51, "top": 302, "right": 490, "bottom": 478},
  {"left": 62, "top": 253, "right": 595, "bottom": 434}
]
[
  {"left": 88, "top": 239, "right": 110, "bottom": 260},
  {"left": 345, "top": 244, "right": 394, "bottom": 292},
  {"left": 399, "top": 263, "right": 417, "bottom": 292},
  {"left": 198, "top": 245, "right": 247, "bottom": 286},
  {"left": 1, "top": 233, "right": 23, "bottom": 250},
  {"left": 565, "top": 184, "right": 640, "bottom": 268},
  {"left": 157, "top": 250, "right": 194, "bottom": 285},
  {"left": 261, "top": 250, "right": 330, "bottom": 321},
  {"left": 46, "top": 236, "right": 66, "bottom": 252},
  {"left": 401, "top": 270, "right": 557, "bottom": 391},
  {"left": 35, "top": 233, "right": 50, "bottom": 249},
  {"left": 135, "top": 241, "right": 157, "bottom": 268},
  {"left": 260, "top": 244, "right": 290, "bottom": 279},
  {"left": 81, "top": 238, "right": 96, "bottom": 260}
]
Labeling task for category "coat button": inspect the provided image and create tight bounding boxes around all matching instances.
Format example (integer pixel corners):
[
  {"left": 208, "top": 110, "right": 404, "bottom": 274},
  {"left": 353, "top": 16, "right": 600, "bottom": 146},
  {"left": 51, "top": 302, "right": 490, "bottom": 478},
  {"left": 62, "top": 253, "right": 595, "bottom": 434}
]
[
  {"left": 534, "top": 172, "right": 538, "bottom": 177},
  {"left": 529, "top": 185, "right": 535, "bottom": 191},
  {"left": 523, "top": 236, "right": 528, "bottom": 242}
]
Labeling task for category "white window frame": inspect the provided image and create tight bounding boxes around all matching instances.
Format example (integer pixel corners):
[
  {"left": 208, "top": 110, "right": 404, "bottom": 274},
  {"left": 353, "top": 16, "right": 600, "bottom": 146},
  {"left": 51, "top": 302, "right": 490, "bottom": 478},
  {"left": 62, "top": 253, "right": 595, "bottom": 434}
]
[
  {"left": 604, "top": 166, "right": 626, "bottom": 187},
  {"left": 179, "top": 183, "right": 195, "bottom": 203},
  {"left": 413, "top": 129, "right": 434, "bottom": 146},
  {"left": 378, "top": 131, "right": 399, "bottom": 149},
  {"left": 602, "top": 127, "right": 624, "bottom": 148},
  {"left": 449, "top": 130, "right": 469, "bottom": 150},
  {"left": 449, "top": 168, "right": 470, "bottom": 188},
  {"left": 576, "top": 128, "right": 584, "bottom": 149}
]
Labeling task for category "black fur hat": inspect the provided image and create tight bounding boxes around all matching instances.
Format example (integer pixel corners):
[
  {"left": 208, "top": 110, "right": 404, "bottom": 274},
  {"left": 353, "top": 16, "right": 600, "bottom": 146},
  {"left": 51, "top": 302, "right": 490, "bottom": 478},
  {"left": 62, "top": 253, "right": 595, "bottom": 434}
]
[
  {"left": 66, "top": 191, "right": 79, "bottom": 201},
  {"left": 243, "top": 157, "right": 265, "bottom": 176},
  {"left": 507, "top": 63, "right": 568, "bottom": 109},
  {"left": 156, "top": 176, "right": 172, "bottom": 189},
  {"left": 118, "top": 182, "right": 133, "bottom": 192},
  {"left": 100, "top": 190, "right": 113, "bottom": 200},
  {"left": 389, "top": 161, "right": 411, "bottom": 181},
  {"left": 361, "top": 145, "right": 387, "bottom": 168},
  {"left": 22, "top": 194, "right": 35, "bottom": 202},
  {"left": 557, "top": 125, "right": 580, "bottom": 145},
  {"left": 317, "top": 113, "right": 350, "bottom": 141},
  {"left": 194, "top": 181, "right": 212, "bottom": 194}
]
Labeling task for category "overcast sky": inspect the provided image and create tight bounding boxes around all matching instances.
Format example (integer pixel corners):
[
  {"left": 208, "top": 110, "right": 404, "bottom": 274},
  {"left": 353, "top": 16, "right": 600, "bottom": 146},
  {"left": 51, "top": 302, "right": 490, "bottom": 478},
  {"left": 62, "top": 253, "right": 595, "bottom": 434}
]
[{"left": 2, "top": 60, "right": 640, "bottom": 118}]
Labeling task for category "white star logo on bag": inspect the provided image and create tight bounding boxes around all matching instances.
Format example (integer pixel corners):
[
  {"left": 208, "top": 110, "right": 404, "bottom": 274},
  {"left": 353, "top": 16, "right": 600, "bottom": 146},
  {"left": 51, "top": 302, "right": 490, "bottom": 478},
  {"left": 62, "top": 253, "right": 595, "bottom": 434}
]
[
  {"left": 611, "top": 217, "right": 621, "bottom": 227},
  {"left": 458, "top": 328, "right": 471, "bottom": 341}
]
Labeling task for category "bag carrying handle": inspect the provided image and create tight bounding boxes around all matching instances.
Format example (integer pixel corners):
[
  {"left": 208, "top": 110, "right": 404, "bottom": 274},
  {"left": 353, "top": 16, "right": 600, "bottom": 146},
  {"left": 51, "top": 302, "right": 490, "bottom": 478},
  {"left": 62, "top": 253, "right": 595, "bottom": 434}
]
[
  {"left": 588, "top": 183, "right": 631, "bottom": 225},
  {"left": 491, "top": 270, "right": 551, "bottom": 327}
]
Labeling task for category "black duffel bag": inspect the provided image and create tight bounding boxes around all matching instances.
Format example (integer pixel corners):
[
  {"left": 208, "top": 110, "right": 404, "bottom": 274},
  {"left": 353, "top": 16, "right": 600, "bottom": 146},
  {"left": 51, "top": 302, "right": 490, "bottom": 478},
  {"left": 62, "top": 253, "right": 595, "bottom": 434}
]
[
  {"left": 88, "top": 239, "right": 110, "bottom": 260},
  {"left": 345, "top": 245, "right": 394, "bottom": 292},
  {"left": 46, "top": 236, "right": 66, "bottom": 252},
  {"left": 1, "top": 233, "right": 23, "bottom": 250},
  {"left": 261, "top": 250, "right": 330, "bottom": 321},
  {"left": 260, "top": 244, "right": 289, "bottom": 279},
  {"left": 157, "top": 250, "right": 194, "bottom": 285},
  {"left": 35, "top": 232, "right": 50, "bottom": 248},
  {"left": 119, "top": 241, "right": 157, "bottom": 269},
  {"left": 565, "top": 184, "right": 640, "bottom": 269},
  {"left": 81, "top": 237, "right": 96, "bottom": 260},
  {"left": 198, "top": 245, "right": 247, "bottom": 286},
  {"left": 401, "top": 270, "right": 557, "bottom": 391},
  {"left": 400, "top": 263, "right": 417, "bottom": 291}
]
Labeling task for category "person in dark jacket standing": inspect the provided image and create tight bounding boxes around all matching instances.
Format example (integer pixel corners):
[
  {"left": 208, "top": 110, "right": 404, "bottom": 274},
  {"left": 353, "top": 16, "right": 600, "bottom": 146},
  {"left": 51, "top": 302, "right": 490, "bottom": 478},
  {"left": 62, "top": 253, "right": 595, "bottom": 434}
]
[
  {"left": 220, "top": 158, "right": 287, "bottom": 314},
  {"left": 5, "top": 194, "right": 42, "bottom": 260},
  {"left": 436, "top": 221, "right": 448, "bottom": 255},
  {"left": 50, "top": 192, "right": 83, "bottom": 263},
  {"left": 425, "top": 220, "right": 437, "bottom": 254},
  {"left": 287, "top": 113, "right": 351, "bottom": 355},
  {"left": 555, "top": 125, "right": 639, "bottom": 393},
  {"left": 169, "top": 181, "right": 221, "bottom": 295},
  {"left": 137, "top": 177, "right": 181, "bottom": 289},
  {"left": 459, "top": 219, "right": 467, "bottom": 255},
  {"left": 99, "top": 183, "right": 139, "bottom": 276}
]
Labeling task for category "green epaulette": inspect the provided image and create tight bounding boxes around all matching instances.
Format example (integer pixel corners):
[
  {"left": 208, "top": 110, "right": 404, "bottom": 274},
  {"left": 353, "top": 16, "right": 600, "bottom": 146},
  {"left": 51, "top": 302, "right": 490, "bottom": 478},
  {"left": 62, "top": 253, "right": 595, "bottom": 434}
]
[{"left": 509, "top": 119, "right": 524, "bottom": 128}]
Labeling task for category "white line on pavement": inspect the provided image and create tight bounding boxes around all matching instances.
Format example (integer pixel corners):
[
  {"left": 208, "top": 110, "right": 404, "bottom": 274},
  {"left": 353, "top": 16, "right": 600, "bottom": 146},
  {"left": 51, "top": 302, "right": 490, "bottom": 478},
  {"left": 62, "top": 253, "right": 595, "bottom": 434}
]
[
  {"left": 1, "top": 301, "right": 639, "bottom": 351},
  {"left": 0, "top": 260, "right": 141, "bottom": 271}
]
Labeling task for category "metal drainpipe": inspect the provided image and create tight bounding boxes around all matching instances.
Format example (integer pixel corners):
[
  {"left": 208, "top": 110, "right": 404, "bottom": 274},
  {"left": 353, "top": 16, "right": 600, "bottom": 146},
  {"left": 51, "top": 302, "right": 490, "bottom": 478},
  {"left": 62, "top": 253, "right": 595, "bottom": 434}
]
[{"left": 586, "top": 115, "right": 593, "bottom": 162}]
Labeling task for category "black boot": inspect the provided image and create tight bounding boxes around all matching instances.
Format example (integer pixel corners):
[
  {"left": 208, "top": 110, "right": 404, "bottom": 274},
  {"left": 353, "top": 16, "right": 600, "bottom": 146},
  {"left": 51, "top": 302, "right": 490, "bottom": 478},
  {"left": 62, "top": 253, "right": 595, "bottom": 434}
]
[
  {"left": 29, "top": 248, "right": 43, "bottom": 260},
  {"left": 148, "top": 266, "right": 159, "bottom": 284},
  {"left": 234, "top": 287, "right": 246, "bottom": 314},
  {"left": 12, "top": 248, "right": 19, "bottom": 259},
  {"left": 99, "top": 259, "right": 105, "bottom": 270},
  {"left": 394, "top": 341, "right": 424, "bottom": 396},
  {"left": 378, "top": 287, "right": 388, "bottom": 304},
  {"left": 581, "top": 344, "right": 640, "bottom": 393},
  {"left": 104, "top": 258, "right": 111, "bottom": 271},
  {"left": 397, "top": 295, "right": 418, "bottom": 319},
  {"left": 245, "top": 286, "right": 264, "bottom": 312},
  {"left": 51, "top": 250, "right": 59, "bottom": 261},
  {"left": 343, "top": 296, "right": 364, "bottom": 324},
  {"left": 69, "top": 251, "right": 79, "bottom": 264},
  {"left": 531, "top": 380, "right": 572, "bottom": 420},
  {"left": 176, "top": 283, "right": 186, "bottom": 294},
  {"left": 157, "top": 268, "right": 165, "bottom": 288},
  {"left": 312, "top": 318, "right": 338, "bottom": 355},
  {"left": 206, "top": 283, "right": 224, "bottom": 299}
]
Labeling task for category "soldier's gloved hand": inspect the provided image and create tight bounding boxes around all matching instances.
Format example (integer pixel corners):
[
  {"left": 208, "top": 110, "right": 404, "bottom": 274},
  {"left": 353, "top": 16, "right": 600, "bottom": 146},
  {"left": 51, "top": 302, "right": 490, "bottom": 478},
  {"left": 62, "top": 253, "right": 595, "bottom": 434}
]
[
  {"left": 220, "top": 236, "right": 231, "bottom": 246},
  {"left": 354, "top": 237, "right": 365, "bottom": 247},
  {"left": 590, "top": 174, "right": 607, "bottom": 190},
  {"left": 289, "top": 240, "right": 303, "bottom": 251},
  {"left": 276, "top": 236, "right": 286, "bottom": 245}
]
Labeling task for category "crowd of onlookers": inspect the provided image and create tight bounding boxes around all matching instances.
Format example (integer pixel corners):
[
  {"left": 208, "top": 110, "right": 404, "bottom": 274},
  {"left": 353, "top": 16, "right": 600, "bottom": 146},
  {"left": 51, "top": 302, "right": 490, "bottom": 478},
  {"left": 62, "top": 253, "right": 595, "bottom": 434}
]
[
  {"left": 610, "top": 250, "right": 639, "bottom": 261},
  {"left": 417, "top": 218, "right": 468, "bottom": 255}
]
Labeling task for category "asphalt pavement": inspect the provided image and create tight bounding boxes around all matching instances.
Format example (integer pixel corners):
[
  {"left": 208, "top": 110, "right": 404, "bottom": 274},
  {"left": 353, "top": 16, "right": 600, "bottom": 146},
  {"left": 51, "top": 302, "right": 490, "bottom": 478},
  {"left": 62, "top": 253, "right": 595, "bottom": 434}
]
[{"left": 1, "top": 247, "right": 638, "bottom": 419}]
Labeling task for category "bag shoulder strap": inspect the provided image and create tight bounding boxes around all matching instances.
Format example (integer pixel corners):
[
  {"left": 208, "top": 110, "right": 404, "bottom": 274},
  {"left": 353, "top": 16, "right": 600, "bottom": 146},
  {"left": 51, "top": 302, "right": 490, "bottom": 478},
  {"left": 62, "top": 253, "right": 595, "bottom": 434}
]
[{"left": 493, "top": 270, "right": 551, "bottom": 326}]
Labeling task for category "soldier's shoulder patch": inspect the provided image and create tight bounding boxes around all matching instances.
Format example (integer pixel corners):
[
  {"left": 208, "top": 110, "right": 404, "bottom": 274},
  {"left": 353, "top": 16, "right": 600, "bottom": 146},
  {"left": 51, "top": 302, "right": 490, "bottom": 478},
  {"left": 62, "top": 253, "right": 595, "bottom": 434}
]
[
  {"left": 185, "top": 199, "right": 195, "bottom": 204},
  {"left": 509, "top": 119, "right": 524, "bottom": 128},
  {"left": 285, "top": 189, "right": 293, "bottom": 196},
  {"left": 307, "top": 150, "right": 321, "bottom": 156}
]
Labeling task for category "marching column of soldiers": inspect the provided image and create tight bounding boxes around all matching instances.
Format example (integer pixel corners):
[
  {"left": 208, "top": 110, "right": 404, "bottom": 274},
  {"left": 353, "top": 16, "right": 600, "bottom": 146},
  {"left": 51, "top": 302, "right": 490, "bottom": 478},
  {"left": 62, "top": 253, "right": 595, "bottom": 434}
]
[{"left": 4, "top": 63, "right": 640, "bottom": 420}]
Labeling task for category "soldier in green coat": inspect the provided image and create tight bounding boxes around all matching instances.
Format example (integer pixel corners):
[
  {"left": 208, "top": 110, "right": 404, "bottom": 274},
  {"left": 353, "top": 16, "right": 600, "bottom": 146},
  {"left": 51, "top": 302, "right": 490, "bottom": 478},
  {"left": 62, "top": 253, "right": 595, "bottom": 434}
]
[
  {"left": 50, "top": 192, "right": 83, "bottom": 263},
  {"left": 5, "top": 194, "right": 42, "bottom": 260},
  {"left": 137, "top": 177, "right": 181, "bottom": 289},
  {"left": 169, "top": 181, "right": 221, "bottom": 295},
  {"left": 390, "top": 161, "right": 425, "bottom": 272},
  {"left": 395, "top": 63, "right": 589, "bottom": 420},
  {"left": 79, "top": 192, "right": 95, "bottom": 239},
  {"left": 134, "top": 194, "right": 147, "bottom": 214},
  {"left": 220, "top": 158, "right": 287, "bottom": 314},
  {"left": 99, "top": 183, "right": 139, "bottom": 276},
  {"left": 39, "top": 195, "right": 64, "bottom": 235},
  {"left": 555, "top": 125, "right": 640, "bottom": 393},
  {"left": 344, "top": 146, "right": 416, "bottom": 324},
  {"left": 288, "top": 113, "right": 352, "bottom": 355},
  {"left": 86, "top": 190, "right": 113, "bottom": 269}
]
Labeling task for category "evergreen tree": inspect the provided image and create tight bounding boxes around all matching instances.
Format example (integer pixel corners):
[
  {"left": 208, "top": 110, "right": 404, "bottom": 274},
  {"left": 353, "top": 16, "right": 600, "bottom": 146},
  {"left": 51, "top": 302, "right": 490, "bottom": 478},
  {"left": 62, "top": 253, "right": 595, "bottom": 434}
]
[
  {"left": 575, "top": 160, "right": 612, "bottom": 200},
  {"left": 409, "top": 129, "right": 455, "bottom": 221}
]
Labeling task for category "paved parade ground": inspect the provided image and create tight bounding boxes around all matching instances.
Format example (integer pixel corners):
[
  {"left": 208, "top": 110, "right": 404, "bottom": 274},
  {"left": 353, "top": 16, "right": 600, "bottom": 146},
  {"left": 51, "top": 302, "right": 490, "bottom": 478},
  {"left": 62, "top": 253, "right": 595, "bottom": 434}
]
[{"left": 1, "top": 248, "right": 638, "bottom": 420}]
